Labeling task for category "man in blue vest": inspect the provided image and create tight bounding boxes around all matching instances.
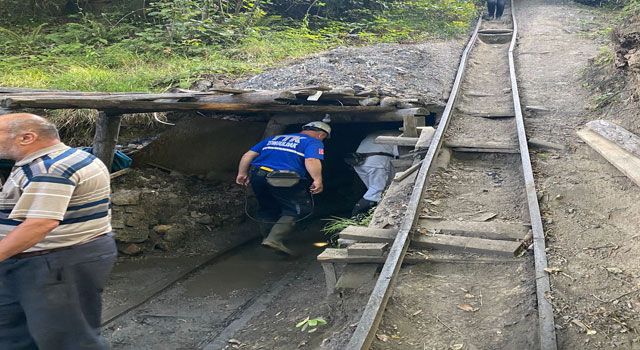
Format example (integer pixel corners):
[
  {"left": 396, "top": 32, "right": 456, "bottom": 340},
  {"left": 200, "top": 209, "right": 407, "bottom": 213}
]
[{"left": 236, "top": 121, "right": 330, "bottom": 255}]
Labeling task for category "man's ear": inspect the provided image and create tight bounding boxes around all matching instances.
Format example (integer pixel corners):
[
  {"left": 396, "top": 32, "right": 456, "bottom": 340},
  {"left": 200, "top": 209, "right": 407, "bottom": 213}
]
[{"left": 19, "top": 131, "right": 37, "bottom": 145}]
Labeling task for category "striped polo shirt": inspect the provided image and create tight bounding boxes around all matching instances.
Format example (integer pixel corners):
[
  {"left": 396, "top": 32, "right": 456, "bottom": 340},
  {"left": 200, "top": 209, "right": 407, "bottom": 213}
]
[{"left": 0, "top": 143, "right": 112, "bottom": 251}]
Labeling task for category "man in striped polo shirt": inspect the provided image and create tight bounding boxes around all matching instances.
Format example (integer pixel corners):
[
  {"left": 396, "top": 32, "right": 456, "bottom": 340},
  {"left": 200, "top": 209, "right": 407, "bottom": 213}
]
[{"left": 0, "top": 113, "right": 117, "bottom": 349}]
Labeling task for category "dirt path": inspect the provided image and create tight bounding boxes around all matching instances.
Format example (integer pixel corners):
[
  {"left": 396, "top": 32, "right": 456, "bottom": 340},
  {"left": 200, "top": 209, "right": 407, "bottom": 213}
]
[{"left": 517, "top": 0, "right": 640, "bottom": 348}]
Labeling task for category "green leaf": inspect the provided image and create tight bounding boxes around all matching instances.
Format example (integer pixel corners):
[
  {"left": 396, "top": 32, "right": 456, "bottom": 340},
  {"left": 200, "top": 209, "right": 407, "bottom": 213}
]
[
  {"left": 308, "top": 327, "right": 318, "bottom": 333},
  {"left": 308, "top": 319, "right": 318, "bottom": 327},
  {"left": 296, "top": 316, "right": 309, "bottom": 328},
  {"left": 316, "top": 318, "right": 327, "bottom": 325},
  {"left": 301, "top": 323, "right": 308, "bottom": 332}
]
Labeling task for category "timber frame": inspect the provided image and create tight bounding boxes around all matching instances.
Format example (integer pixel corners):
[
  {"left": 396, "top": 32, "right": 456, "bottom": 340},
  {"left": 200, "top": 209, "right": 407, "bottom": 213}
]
[{"left": 0, "top": 86, "right": 442, "bottom": 167}]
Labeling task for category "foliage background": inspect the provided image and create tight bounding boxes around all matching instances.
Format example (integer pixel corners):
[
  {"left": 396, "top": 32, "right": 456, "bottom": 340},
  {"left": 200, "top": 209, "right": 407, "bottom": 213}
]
[{"left": 0, "top": 0, "right": 479, "bottom": 91}]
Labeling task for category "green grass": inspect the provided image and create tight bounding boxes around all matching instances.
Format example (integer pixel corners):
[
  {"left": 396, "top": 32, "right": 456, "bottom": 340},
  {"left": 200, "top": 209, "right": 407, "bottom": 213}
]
[
  {"left": 0, "top": 1, "right": 478, "bottom": 92},
  {"left": 0, "top": 29, "right": 337, "bottom": 92}
]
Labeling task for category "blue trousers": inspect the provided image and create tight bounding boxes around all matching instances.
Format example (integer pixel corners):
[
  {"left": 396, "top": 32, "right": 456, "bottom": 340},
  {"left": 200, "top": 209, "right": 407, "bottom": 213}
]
[{"left": 0, "top": 235, "right": 117, "bottom": 350}]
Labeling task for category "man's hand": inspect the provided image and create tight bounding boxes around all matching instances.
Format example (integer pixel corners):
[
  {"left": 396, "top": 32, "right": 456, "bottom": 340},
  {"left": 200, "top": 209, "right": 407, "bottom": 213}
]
[
  {"left": 236, "top": 173, "right": 249, "bottom": 186},
  {"left": 236, "top": 151, "right": 259, "bottom": 186},
  {"left": 0, "top": 218, "right": 59, "bottom": 262},
  {"left": 310, "top": 180, "right": 323, "bottom": 194}
]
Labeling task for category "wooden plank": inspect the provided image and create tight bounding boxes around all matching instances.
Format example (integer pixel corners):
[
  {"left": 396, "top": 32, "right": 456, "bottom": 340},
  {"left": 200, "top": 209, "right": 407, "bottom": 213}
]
[
  {"left": 335, "top": 264, "right": 378, "bottom": 291},
  {"left": 445, "top": 141, "right": 519, "bottom": 153},
  {"left": 415, "top": 127, "right": 436, "bottom": 149},
  {"left": 110, "top": 168, "right": 131, "bottom": 179},
  {"left": 321, "top": 263, "right": 337, "bottom": 296},
  {"left": 403, "top": 112, "right": 419, "bottom": 137},
  {"left": 412, "top": 233, "right": 522, "bottom": 256},
  {"left": 1, "top": 97, "right": 397, "bottom": 114},
  {"left": 375, "top": 136, "right": 420, "bottom": 146},
  {"left": 585, "top": 120, "right": 640, "bottom": 158},
  {"left": 93, "top": 111, "right": 122, "bottom": 169},
  {"left": 393, "top": 161, "right": 422, "bottom": 182},
  {"left": 348, "top": 243, "right": 388, "bottom": 257},
  {"left": 508, "top": 9, "right": 557, "bottom": 348},
  {"left": 468, "top": 112, "right": 515, "bottom": 119},
  {"left": 317, "top": 248, "right": 428, "bottom": 264},
  {"left": 339, "top": 226, "right": 397, "bottom": 242},
  {"left": 578, "top": 129, "right": 640, "bottom": 187},
  {"left": 418, "top": 219, "right": 529, "bottom": 241}
]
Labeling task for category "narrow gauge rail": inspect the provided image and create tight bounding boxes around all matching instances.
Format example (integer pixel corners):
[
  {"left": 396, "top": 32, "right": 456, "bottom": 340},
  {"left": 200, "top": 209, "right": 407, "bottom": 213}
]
[{"left": 346, "top": 1, "right": 557, "bottom": 349}]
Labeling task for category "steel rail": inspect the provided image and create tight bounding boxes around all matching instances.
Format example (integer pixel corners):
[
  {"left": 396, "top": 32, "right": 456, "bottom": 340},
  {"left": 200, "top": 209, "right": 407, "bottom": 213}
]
[
  {"left": 508, "top": 0, "right": 558, "bottom": 349},
  {"left": 345, "top": 19, "right": 483, "bottom": 350}
]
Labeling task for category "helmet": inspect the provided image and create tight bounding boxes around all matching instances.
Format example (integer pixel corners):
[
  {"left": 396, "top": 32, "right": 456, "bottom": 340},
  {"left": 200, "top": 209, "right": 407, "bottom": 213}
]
[{"left": 302, "top": 121, "right": 331, "bottom": 137}]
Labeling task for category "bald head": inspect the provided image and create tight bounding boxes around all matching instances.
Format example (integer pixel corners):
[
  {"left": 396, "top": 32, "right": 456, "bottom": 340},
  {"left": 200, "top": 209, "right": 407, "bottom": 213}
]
[
  {"left": 0, "top": 113, "right": 61, "bottom": 161},
  {"left": 0, "top": 113, "right": 59, "bottom": 140}
]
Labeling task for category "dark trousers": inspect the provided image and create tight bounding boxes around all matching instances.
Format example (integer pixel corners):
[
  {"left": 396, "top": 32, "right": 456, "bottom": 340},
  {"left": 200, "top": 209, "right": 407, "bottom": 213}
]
[
  {"left": 0, "top": 235, "right": 117, "bottom": 350},
  {"left": 487, "top": 0, "right": 505, "bottom": 17},
  {"left": 250, "top": 168, "right": 313, "bottom": 222}
]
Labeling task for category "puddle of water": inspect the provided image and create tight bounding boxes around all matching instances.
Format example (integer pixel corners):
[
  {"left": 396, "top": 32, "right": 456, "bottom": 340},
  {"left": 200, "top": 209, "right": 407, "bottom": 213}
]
[
  {"left": 181, "top": 244, "right": 289, "bottom": 298},
  {"left": 182, "top": 222, "right": 326, "bottom": 298}
]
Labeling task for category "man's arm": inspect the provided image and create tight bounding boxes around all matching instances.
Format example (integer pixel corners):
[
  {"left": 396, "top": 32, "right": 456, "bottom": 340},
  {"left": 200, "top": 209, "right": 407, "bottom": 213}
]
[
  {"left": 236, "top": 150, "right": 259, "bottom": 185},
  {"left": 0, "top": 218, "right": 59, "bottom": 262},
  {"left": 305, "top": 158, "right": 323, "bottom": 194}
]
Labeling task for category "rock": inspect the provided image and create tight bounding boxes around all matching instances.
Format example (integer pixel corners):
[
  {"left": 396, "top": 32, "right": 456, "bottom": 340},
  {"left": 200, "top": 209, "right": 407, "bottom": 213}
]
[
  {"left": 153, "top": 224, "right": 173, "bottom": 235},
  {"left": 111, "top": 219, "right": 126, "bottom": 230},
  {"left": 120, "top": 243, "right": 143, "bottom": 256},
  {"left": 195, "top": 214, "right": 213, "bottom": 225},
  {"left": 164, "top": 225, "right": 186, "bottom": 242},
  {"left": 111, "top": 190, "right": 141, "bottom": 206},
  {"left": 125, "top": 216, "right": 147, "bottom": 228},
  {"left": 114, "top": 228, "right": 149, "bottom": 243}
]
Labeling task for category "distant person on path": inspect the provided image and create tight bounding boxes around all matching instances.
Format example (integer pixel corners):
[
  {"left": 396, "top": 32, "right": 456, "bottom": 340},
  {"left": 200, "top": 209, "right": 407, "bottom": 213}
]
[
  {"left": 236, "top": 121, "right": 330, "bottom": 255},
  {"left": 348, "top": 131, "right": 399, "bottom": 217},
  {"left": 0, "top": 113, "right": 117, "bottom": 349},
  {"left": 486, "top": 0, "right": 506, "bottom": 20}
]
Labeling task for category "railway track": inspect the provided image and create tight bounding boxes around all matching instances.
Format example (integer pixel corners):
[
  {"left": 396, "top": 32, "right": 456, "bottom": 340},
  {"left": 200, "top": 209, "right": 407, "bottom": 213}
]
[{"left": 342, "top": 1, "right": 557, "bottom": 349}]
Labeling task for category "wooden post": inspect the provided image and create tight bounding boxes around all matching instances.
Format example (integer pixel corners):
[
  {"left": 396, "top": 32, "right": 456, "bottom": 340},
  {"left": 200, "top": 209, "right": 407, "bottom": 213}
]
[
  {"left": 321, "top": 262, "right": 337, "bottom": 296},
  {"left": 93, "top": 111, "right": 122, "bottom": 170},
  {"left": 402, "top": 114, "right": 418, "bottom": 137}
]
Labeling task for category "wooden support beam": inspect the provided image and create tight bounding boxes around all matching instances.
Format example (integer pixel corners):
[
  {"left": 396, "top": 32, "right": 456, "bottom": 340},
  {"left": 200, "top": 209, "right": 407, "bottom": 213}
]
[
  {"left": 393, "top": 161, "right": 422, "bottom": 182},
  {"left": 416, "top": 234, "right": 523, "bottom": 257},
  {"left": 198, "top": 90, "right": 296, "bottom": 104},
  {"left": 1, "top": 97, "right": 396, "bottom": 115},
  {"left": 335, "top": 264, "right": 378, "bottom": 291},
  {"left": 403, "top": 112, "right": 419, "bottom": 137},
  {"left": 468, "top": 112, "right": 515, "bottom": 119},
  {"left": 375, "top": 136, "right": 420, "bottom": 146},
  {"left": 347, "top": 243, "right": 388, "bottom": 257},
  {"left": 445, "top": 141, "right": 519, "bottom": 153},
  {"left": 321, "top": 263, "right": 337, "bottom": 296},
  {"left": 415, "top": 127, "right": 436, "bottom": 149},
  {"left": 317, "top": 248, "right": 428, "bottom": 264},
  {"left": 417, "top": 219, "right": 529, "bottom": 241},
  {"left": 339, "top": 226, "right": 397, "bottom": 243},
  {"left": 93, "top": 111, "right": 122, "bottom": 170}
]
